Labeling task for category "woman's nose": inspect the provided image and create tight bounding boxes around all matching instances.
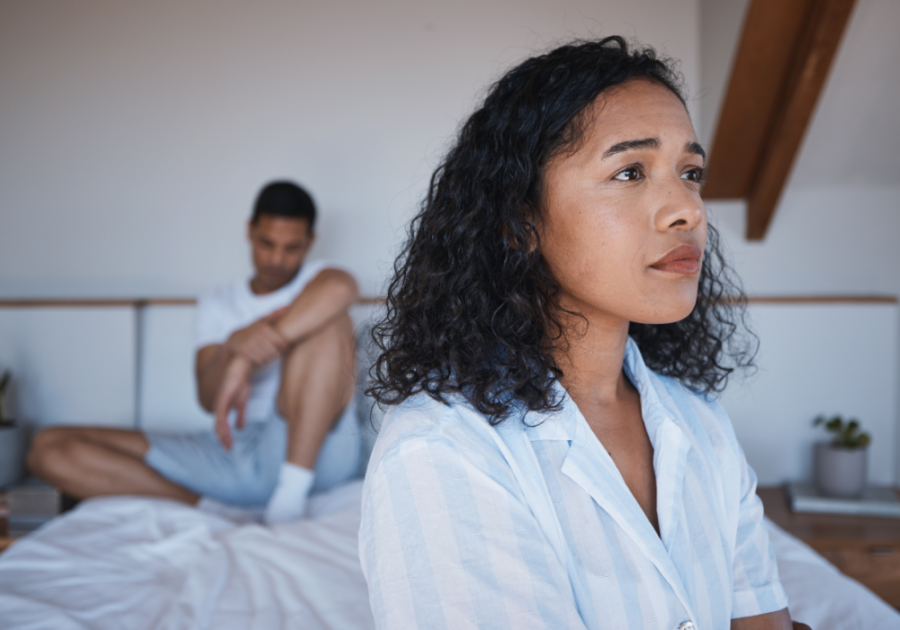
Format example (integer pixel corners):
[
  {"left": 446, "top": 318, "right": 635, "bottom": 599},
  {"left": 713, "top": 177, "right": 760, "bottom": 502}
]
[{"left": 652, "top": 177, "right": 705, "bottom": 232}]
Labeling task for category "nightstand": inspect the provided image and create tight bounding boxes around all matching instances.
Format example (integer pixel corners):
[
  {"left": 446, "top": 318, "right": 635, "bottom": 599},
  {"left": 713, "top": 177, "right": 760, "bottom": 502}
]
[
  {"left": 0, "top": 490, "right": 14, "bottom": 553},
  {"left": 759, "top": 485, "right": 900, "bottom": 610}
]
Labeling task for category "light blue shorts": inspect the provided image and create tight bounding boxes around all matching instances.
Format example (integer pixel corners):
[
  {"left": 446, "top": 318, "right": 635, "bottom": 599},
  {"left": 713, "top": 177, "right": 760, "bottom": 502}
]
[{"left": 144, "top": 398, "right": 362, "bottom": 506}]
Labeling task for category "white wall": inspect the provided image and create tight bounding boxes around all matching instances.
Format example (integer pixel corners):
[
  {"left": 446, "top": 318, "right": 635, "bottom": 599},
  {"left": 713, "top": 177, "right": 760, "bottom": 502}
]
[
  {"left": 709, "top": 189, "right": 900, "bottom": 485},
  {"left": 720, "top": 303, "right": 898, "bottom": 486},
  {"left": 0, "top": 308, "right": 135, "bottom": 427},
  {"left": 0, "top": 0, "right": 701, "bottom": 456},
  {"left": 138, "top": 305, "right": 208, "bottom": 432},
  {"left": 0, "top": 0, "right": 699, "bottom": 300},
  {"left": 697, "top": 0, "right": 900, "bottom": 484},
  {"left": 3, "top": 0, "right": 899, "bottom": 488}
]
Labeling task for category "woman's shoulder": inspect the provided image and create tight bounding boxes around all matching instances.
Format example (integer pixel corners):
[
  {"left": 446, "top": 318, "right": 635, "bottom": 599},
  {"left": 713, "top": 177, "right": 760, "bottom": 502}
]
[
  {"left": 367, "top": 392, "right": 512, "bottom": 474},
  {"left": 375, "top": 392, "right": 458, "bottom": 443}
]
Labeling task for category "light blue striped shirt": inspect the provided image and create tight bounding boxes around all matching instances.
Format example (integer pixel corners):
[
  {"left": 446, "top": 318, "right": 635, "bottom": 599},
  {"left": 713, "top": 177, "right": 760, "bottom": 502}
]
[{"left": 359, "top": 337, "right": 788, "bottom": 629}]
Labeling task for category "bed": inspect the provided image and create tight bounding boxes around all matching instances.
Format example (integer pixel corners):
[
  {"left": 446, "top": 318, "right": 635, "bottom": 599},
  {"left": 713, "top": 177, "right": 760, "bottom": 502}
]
[
  {"left": 0, "top": 479, "right": 898, "bottom": 630},
  {"left": 2, "top": 323, "right": 899, "bottom": 629}
]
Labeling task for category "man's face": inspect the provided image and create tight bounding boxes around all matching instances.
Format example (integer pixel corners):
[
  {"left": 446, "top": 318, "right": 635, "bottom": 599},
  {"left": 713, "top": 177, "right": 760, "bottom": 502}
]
[{"left": 248, "top": 215, "right": 314, "bottom": 293}]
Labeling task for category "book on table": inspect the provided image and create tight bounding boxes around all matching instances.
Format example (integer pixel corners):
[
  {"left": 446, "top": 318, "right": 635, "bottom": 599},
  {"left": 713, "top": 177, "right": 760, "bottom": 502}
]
[
  {"left": 787, "top": 482, "right": 900, "bottom": 518},
  {"left": 6, "top": 477, "right": 61, "bottom": 537}
]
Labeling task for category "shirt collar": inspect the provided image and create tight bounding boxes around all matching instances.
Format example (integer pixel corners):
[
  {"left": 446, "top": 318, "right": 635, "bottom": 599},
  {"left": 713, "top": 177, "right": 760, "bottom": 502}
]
[
  {"left": 533, "top": 336, "right": 696, "bottom": 616},
  {"left": 521, "top": 336, "right": 677, "bottom": 443}
]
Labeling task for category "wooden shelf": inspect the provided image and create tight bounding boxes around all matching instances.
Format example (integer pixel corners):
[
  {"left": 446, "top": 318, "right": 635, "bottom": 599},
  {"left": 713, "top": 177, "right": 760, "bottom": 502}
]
[
  {"left": 746, "top": 295, "right": 897, "bottom": 305},
  {"left": 0, "top": 296, "right": 387, "bottom": 308},
  {"left": 0, "top": 295, "right": 894, "bottom": 309}
]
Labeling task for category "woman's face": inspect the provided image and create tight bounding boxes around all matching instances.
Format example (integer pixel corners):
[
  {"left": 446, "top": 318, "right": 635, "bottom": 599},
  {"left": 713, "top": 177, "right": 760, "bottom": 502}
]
[{"left": 539, "top": 78, "right": 707, "bottom": 327}]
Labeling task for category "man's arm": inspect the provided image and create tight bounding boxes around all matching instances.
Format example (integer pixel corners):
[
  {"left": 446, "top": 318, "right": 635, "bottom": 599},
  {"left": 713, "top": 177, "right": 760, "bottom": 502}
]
[
  {"left": 270, "top": 268, "right": 359, "bottom": 345},
  {"left": 195, "top": 308, "right": 287, "bottom": 412},
  {"left": 196, "top": 268, "right": 359, "bottom": 449},
  {"left": 196, "top": 345, "right": 239, "bottom": 413},
  {"left": 195, "top": 268, "right": 358, "bottom": 413}
]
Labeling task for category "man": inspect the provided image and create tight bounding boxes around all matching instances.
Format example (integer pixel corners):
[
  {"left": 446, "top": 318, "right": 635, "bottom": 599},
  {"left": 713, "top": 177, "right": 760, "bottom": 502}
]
[{"left": 28, "top": 181, "right": 361, "bottom": 524}]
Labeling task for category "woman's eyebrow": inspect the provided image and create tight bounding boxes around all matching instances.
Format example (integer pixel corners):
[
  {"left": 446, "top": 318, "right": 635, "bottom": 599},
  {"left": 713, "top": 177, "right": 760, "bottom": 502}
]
[
  {"left": 602, "top": 138, "right": 707, "bottom": 161},
  {"left": 686, "top": 141, "right": 706, "bottom": 160},
  {"left": 603, "top": 137, "right": 659, "bottom": 158}
]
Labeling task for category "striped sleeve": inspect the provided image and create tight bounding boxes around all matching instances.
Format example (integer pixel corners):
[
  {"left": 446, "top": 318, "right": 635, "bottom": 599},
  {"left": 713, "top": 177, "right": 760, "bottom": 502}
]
[
  {"left": 731, "top": 448, "right": 790, "bottom": 618},
  {"left": 359, "top": 424, "right": 585, "bottom": 630}
]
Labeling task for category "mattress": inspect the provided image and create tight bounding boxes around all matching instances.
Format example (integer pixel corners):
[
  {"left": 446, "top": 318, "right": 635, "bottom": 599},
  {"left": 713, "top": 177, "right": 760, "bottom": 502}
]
[{"left": 0, "top": 481, "right": 897, "bottom": 629}]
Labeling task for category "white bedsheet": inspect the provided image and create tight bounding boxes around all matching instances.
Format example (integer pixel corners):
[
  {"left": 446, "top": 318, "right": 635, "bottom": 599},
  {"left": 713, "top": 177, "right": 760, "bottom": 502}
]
[
  {"left": 765, "top": 520, "right": 900, "bottom": 629},
  {"left": 1, "top": 481, "right": 897, "bottom": 629},
  {"left": 0, "top": 482, "right": 373, "bottom": 630}
]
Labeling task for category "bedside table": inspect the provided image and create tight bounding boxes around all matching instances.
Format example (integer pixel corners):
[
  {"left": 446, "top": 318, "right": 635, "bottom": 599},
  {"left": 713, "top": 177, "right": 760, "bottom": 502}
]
[
  {"left": 0, "top": 491, "right": 14, "bottom": 553},
  {"left": 759, "top": 485, "right": 900, "bottom": 610}
]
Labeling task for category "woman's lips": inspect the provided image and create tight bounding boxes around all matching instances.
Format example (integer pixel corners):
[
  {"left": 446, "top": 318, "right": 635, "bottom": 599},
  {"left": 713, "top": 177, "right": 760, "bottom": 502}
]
[{"left": 650, "top": 244, "right": 702, "bottom": 275}]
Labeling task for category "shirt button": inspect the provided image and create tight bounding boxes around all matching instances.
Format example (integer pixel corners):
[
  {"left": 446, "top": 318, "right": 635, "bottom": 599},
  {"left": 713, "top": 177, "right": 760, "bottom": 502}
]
[{"left": 677, "top": 622, "right": 695, "bottom": 630}]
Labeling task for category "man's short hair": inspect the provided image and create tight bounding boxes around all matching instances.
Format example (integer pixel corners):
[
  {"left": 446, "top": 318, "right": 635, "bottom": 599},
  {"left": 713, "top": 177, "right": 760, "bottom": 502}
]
[{"left": 251, "top": 181, "right": 317, "bottom": 230}]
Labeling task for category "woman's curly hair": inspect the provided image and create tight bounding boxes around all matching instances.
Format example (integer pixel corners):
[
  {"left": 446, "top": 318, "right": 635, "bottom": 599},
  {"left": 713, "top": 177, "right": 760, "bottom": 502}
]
[{"left": 368, "top": 36, "right": 756, "bottom": 424}]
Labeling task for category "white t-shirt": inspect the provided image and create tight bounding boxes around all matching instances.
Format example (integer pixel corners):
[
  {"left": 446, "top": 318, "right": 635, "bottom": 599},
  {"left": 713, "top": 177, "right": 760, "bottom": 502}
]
[{"left": 194, "top": 259, "right": 334, "bottom": 422}]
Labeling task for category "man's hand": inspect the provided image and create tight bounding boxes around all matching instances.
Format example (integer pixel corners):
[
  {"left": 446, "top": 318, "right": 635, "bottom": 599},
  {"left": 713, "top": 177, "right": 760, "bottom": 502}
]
[
  {"left": 214, "top": 355, "right": 253, "bottom": 450},
  {"left": 225, "top": 308, "right": 288, "bottom": 366}
]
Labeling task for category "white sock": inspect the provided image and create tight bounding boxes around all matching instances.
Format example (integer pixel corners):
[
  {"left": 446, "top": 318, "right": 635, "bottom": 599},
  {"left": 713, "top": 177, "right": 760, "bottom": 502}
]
[
  {"left": 264, "top": 462, "right": 315, "bottom": 525},
  {"left": 196, "top": 496, "right": 265, "bottom": 524}
]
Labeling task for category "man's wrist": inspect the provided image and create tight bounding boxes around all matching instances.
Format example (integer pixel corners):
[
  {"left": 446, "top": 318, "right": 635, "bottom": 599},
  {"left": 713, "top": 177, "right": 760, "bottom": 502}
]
[
  {"left": 224, "top": 331, "right": 241, "bottom": 355},
  {"left": 271, "top": 322, "right": 292, "bottom": 350},
  {"left": 228, "top": 353, "right": 254, "bottom": 375}
]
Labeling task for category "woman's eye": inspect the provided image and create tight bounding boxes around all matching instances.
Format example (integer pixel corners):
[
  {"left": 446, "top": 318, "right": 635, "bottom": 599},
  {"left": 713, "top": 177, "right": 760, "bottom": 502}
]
[
  {"left": 681, "top": 167, "right": 706, "bottom": 183},
  {"left": 613, "top": 167, "right": 641, "bottom": 181}
]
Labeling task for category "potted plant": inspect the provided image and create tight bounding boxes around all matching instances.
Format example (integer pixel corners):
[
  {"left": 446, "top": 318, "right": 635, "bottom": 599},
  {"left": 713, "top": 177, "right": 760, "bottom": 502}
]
[
  {"left": 813, "top": 414, "right": 871, "bottom": 499},
  {"left": 0, "top": 370, "right": 25, "bottom": 489}
]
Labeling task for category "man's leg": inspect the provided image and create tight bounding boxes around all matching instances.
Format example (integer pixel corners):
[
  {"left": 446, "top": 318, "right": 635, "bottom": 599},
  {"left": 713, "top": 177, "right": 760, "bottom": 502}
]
[
  {"left": 278, "top": 313, "right": 356, "bottom": 469},
  {"left": 265, "top": 313, "right": 356, "bottom": 523},
  {"left": 27, "top": 427, "right": 198, "bottom": 503}
]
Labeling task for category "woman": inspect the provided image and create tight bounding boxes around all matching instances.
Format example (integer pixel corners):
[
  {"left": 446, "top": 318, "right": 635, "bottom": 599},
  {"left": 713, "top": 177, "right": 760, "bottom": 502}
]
[{"left": 361, "top": 38, "right": 805, "bottom": 630}]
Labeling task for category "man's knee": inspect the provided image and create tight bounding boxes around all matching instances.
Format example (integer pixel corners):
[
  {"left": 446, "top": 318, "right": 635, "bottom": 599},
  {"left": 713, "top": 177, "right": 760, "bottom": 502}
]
[
  {"left": 283, "top": 313, "right": 355, "bottom": 367},
  {"left": 276, "top": 313, "right": 356, "bottom": 413},
  {"left": 310, "top": 312, "right": 355, "bottom": 347},
  {"left": 27, "top": 426, "right": 74, "bottom": 476}
]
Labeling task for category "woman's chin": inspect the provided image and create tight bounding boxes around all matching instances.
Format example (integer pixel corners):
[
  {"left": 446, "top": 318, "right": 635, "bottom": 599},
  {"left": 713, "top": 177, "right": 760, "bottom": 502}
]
[{"left": 631, "top": 298, "right": 698, "bottom": 326}]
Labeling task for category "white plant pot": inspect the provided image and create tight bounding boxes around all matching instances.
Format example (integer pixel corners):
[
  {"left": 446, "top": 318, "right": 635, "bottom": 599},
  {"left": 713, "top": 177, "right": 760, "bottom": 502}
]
[
  {"left": 814, "top": 442, "right": 868, "bottom": 498},
  {"left": 0, "top": 421, "right": 25, "bottom": 489}
]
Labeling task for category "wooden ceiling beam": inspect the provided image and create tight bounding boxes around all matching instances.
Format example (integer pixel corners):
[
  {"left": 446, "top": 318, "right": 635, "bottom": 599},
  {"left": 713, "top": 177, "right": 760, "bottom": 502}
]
[
  {"left": 703, "top": 0, "right": 857, "bottom": 241},
  {"left": 703, "top": 0, "right": 813, "bottom": 200}
]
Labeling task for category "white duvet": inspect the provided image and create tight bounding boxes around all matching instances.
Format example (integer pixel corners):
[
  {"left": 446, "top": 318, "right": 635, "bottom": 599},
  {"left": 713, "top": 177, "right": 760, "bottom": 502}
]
[{"left": 1, "top": 481, "right": 898, "bottom": 630}]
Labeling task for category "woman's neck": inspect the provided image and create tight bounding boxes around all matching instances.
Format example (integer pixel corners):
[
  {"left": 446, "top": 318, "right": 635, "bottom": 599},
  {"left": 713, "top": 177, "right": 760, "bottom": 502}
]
[{"left": 554, "top": 307, "right": 633, "bottom": 412}]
